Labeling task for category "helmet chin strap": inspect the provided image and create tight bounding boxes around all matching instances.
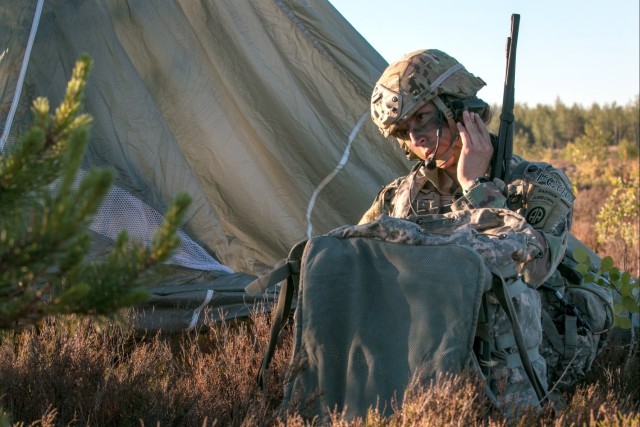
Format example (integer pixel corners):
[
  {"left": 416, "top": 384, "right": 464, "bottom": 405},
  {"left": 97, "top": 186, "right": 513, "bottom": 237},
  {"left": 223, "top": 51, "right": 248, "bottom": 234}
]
[
  {"left": 432, "top": 138, "right": 462, "bottom": 168},
  {"left": 426, "top": 127, "right": 441, "bottom": 170},
  {"left": 431, "top": 96, "right": 459, "bottom": 137},
  {"left": 426, "top": 133, "right": 462, "bottom": 170},
  {"left": 426, "top": 96, "right": 462, "bottom": 170}
]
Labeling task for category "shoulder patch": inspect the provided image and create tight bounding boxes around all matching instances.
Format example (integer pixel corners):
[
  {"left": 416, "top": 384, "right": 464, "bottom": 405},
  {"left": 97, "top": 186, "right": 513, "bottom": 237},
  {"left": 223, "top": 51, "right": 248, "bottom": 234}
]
[
  {"left": 533, "top": 170, "right": 575, "bottom": 204},
  {"left": 521, "top": 164, "right": 574, "bottom": 233},
  {"left": 526, "top": 206, "right": 547, "bottom": 225}
]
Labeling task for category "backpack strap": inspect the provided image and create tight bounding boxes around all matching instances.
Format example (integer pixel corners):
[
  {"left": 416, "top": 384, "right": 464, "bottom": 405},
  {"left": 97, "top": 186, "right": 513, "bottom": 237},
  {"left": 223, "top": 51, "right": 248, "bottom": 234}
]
[
  {"left": 539, "top": 283, "right": 590, "bottom": 377},
  {"left": 490, "top": 268, "right": 548, "bottom": 406},
  {"left": 509, "top": 158, "right": 531, "bottom": 182},
  {"left": 540, "top": 309, "right": 564, "bottom": 354},
  {"left": 244, "top": 261, "right": 295, "bottom": 297},
  {"left": 247, "top": 241, "right": 307, "bottom": 389},
  {"left": 474, "top": 294, "right": 491, "bottom": 375},
  {"left": 473, "top": 270, "right": 501, "bottom": 409}
]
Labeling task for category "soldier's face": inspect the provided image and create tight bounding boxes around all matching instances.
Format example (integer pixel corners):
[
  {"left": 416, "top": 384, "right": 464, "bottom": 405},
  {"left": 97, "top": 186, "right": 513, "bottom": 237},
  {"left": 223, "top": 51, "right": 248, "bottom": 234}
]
[{"left": 392, "top": 103, "right": 457, "bottom": 166}]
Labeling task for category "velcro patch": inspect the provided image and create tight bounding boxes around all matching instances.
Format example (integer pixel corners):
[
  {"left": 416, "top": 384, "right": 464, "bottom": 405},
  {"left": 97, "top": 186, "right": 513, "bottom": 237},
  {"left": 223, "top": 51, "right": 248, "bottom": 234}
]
[
  {"left": 533, "top": 171, "right": 575, "bottom": 204},
  {"left": 523, "top": 167, "right": 574, "bottom": 232}
]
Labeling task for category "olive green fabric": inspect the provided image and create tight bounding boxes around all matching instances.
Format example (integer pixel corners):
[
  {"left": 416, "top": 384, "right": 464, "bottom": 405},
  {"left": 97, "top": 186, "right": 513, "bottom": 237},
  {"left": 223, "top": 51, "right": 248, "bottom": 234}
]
[
  {"left": 132, "top": 270, "right": 263, "bottom": 333},
  {"left": 282, "top": 235, "right": 491, "bottom": 419},
  {"left": 0, "top": 0, "right": 406, "bottom": 276},
  {"left": 540, "top": 278, "right": 614, "bottom": 392}
]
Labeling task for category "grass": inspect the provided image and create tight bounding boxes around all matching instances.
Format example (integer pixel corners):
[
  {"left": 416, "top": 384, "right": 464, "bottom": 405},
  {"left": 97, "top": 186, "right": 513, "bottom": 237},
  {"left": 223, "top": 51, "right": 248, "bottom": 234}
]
[
  {"left": 1, "top": 157, "right": 639, "bottom": 426},
  {"left": 0, "top": 313, "right": 282, "bottom": 426},
  {"left": 1, "top": 311, "right": 638, "bottom": 426}
]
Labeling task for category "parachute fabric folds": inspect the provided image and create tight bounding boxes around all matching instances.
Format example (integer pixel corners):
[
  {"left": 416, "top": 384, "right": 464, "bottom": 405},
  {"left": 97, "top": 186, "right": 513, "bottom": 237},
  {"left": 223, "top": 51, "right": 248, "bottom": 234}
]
[
  {"left": 0, "top": 0, "right": 407, "bottom": 275},
  {"left": 1, "top": 0, "right": 411, "bottom": 328}
]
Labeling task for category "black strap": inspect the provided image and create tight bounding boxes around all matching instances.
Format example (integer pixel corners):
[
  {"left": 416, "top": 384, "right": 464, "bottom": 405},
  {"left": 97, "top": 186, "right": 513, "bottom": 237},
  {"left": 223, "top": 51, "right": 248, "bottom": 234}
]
[
  {"left": 475, "top": 293, "right": 492, "bottom": 376},
  {"left": 257, "top": 271, "right": 296, "bottom": 389},
  {"left": 509, "top": 159, "right": 531, "bottom": 181},
  {"left": 491, "top": 268, "right": 548, "bottom": 405},
  {"left": 256, "top": 241, "right": 306, "bottom": 389}
]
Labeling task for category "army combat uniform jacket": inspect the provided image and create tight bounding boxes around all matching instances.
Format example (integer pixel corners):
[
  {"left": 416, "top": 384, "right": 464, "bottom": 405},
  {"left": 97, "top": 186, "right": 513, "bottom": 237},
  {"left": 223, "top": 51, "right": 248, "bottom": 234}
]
[{"left": 359, "top": 154, "right": 575, "bottom": 288}]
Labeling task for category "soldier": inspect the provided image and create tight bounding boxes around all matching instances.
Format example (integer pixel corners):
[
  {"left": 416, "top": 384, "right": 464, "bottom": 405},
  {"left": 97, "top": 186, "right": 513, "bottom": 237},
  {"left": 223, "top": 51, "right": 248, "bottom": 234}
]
[{"left": 360, "top": 49, "right": 575, "bottom": 413}]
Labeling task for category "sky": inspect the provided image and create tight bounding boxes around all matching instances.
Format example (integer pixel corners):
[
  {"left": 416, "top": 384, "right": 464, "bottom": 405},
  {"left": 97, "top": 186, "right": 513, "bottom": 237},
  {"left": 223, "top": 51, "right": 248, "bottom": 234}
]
[{"left": 328, "top": 1, "right": 639, "bottom": 107}]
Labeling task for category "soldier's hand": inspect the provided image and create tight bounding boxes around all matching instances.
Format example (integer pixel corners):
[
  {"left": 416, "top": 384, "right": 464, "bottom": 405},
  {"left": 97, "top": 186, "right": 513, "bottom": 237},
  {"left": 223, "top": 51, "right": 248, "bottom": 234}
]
[{"left": 456, "top": 111, "right": 493, "bottom": 191}]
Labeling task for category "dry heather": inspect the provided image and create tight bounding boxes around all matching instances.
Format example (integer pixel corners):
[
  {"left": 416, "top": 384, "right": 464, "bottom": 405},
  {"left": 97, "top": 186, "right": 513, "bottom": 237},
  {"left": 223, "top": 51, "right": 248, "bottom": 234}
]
[
  {"left": 0, "top": 312, "right": 290, "bottom": 427},
  {"left": 0, "top": 311, "right": 638, "bottom": 427},
  {"left": 572, "top": 184, "right": 639, "bottom": 276},
  {"left": 1, "top": 158, "right": 639, "bottom": 426},
  {"left": 568, "top": 154, "right": 639, "bottom": 277}
]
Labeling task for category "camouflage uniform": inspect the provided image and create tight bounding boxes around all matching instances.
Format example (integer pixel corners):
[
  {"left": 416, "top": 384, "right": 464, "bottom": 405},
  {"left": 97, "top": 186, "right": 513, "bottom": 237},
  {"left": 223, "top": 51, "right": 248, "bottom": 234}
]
[
  {"left": 363, "top": 49, "right": 575, "bottom": 414},
  {"left": 359, "top": 152, "right": 574, "bottom": 288}
]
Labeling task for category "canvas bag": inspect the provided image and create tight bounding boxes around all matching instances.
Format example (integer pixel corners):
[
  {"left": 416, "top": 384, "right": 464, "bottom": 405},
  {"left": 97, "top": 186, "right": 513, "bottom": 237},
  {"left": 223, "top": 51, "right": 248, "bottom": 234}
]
[{"left": 247, "top": 208, "right": 548, "bottom": 420}]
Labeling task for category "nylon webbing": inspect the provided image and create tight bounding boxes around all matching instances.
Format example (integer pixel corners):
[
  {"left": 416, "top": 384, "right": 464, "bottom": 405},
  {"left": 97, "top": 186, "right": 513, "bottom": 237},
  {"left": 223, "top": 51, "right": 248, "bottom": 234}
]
[
  {"left": 541, "top": 310, "right": 565, "bottom": 354},
  {"left": 257, "top": 272, "right": 296, "bottom": 389},
  {"left": 256, "top": 241, "right": 306, "bottom": 389},
  {"left": 244, "top": 261, "right": 293, "bottom": 296},
  {"left": 187, "top": 290, "right": 214, "bottom": 331},
  {"left": 491, "top": 268, "right": 548, "bottom": 405}
]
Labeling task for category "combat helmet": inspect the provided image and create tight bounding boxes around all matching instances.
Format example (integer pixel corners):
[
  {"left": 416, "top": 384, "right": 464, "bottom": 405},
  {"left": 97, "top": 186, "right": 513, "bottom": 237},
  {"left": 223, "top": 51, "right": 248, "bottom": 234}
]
[{"left": 370, "top": 49, "right": 486, "bottom": 138}]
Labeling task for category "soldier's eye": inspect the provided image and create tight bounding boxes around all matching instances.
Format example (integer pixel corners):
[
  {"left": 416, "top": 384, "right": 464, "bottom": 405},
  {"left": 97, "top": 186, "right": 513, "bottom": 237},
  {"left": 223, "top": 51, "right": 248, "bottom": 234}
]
[
  {"left": 394, "top": 128, "right": 410, "bottom": 139},
  {"left": 416, "top": 112, "right": 429, "bottom": 122}
]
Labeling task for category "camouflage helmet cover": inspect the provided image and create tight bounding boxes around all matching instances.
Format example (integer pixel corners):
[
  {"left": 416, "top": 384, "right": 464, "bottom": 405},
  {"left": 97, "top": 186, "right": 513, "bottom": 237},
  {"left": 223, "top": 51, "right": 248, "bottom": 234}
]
[{"left": 371, "top": 49, "right": 486, "bottom": 137}]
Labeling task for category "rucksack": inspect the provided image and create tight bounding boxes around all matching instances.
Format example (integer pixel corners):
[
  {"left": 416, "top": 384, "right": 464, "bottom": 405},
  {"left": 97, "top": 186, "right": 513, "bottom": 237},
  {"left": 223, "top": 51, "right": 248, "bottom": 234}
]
[
  {"left": 247, "top": 208, "right": 549, "bottom": 421},
  {"left": 538, "top": 237, "right": 614, "bottom": 393},
  {"left": 508, "top": 160, "right": 615, "bottom": 395}
]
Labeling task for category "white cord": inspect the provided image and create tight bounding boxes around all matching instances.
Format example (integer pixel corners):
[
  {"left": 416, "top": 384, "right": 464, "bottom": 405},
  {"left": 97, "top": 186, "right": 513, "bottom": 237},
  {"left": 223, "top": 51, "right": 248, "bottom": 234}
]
[
  {"left": 305, "top": 111, "right": 369, "bottom": 239},
  {"left": 187, "top": 289, "right": 214, "bottom": 331},
  {"left": 0, "top": 0, "right": 45, "bottom": 154}
]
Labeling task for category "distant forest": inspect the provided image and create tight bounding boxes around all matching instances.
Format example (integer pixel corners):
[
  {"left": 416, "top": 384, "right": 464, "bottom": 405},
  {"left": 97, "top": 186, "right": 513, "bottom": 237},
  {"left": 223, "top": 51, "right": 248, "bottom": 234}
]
[{"left": 487, "top": 96, "right": 639, "bottom": 158}]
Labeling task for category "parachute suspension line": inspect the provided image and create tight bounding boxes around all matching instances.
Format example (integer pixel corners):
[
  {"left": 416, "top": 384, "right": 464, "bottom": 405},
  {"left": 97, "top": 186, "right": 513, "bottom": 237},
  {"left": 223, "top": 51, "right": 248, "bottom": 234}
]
[
  {"left": 305, "top": 111, "right": 368, "bottom": 239},
  {"left": 0, "top": 0, "right": 45, "bottom": 154},
  {"left": 187, "top": 290, "right": 214, "bottom": 331}
]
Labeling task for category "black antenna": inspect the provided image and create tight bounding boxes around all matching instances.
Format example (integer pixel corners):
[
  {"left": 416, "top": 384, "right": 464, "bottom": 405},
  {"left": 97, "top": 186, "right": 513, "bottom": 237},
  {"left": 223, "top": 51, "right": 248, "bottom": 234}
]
[{"left": 491, "top": 14, "right": 520, "bottom": 181}]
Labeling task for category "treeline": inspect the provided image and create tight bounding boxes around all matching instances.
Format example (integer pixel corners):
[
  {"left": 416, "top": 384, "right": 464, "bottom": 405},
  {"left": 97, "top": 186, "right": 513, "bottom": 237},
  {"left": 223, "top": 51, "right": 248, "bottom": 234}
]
[{"left": 488, "top": 97, "right": 640, "bottom": 157}]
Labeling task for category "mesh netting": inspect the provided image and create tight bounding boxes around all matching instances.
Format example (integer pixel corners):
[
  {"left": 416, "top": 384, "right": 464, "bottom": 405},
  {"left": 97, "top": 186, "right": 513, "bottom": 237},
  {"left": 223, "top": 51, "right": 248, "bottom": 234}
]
[
  {"left": 2, "top": 126, "right": 234, "bottom": 274},
  {"left": 74, "top": 169, "right": 234, "bottom": 274}
]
